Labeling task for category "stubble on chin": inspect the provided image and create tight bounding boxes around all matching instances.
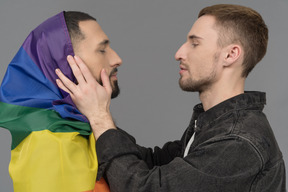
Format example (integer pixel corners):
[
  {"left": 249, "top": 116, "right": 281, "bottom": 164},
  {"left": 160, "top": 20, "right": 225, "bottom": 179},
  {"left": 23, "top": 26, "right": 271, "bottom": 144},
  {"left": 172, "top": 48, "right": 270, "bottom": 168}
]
[
  {"left": 179, "top": 77, "right": 196, "bottom": 92},
  {"left": 179, "top": 71, "right": 216, "bottom": 93}
]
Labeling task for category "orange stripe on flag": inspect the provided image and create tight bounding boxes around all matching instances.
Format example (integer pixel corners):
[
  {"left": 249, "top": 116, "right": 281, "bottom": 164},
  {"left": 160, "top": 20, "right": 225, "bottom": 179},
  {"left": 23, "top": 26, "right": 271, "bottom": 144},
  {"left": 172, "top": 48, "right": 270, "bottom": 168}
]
[{"left": 83, "top": 178, "right": 110, "bottom": 192}]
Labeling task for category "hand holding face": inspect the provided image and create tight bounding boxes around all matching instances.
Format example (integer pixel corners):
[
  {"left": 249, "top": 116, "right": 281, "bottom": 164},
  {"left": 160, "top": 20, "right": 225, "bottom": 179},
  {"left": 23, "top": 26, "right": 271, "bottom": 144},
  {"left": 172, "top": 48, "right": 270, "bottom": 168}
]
[{"left": 56, "top": 55, "right": 116, "bottom": 139}]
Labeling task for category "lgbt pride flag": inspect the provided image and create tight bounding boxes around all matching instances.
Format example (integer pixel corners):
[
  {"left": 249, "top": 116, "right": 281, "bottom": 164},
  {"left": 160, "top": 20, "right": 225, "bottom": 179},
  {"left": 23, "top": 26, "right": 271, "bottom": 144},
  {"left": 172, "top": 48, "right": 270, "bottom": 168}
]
[{"left": 0, "top": 12, "right": 108, "bottom": 192}]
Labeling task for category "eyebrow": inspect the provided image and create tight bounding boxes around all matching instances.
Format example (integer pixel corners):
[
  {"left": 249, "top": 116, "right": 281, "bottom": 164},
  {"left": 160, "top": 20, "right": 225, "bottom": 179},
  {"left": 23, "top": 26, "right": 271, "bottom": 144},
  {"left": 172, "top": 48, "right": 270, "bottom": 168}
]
[
  {"left": 188, "top": 35, "right": 203, "bottom": 40},
  {"left": 98, "top": 39, "right": 110, "bottom": 46}
]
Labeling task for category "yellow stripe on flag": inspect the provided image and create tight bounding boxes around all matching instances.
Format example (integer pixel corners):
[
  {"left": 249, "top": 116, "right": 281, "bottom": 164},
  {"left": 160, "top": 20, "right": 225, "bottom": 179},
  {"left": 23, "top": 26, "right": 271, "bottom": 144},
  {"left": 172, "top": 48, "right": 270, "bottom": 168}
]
[{"left": 9, "top": 130, "right": 97, "bottom": 192}]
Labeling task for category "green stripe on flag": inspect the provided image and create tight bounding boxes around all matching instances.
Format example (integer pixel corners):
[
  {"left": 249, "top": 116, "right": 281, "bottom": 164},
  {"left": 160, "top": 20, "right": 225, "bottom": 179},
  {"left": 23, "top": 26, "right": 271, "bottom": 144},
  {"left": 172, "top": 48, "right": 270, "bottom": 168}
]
[{"left": 0, "top": 102, "right": 91, "bottom": 150}]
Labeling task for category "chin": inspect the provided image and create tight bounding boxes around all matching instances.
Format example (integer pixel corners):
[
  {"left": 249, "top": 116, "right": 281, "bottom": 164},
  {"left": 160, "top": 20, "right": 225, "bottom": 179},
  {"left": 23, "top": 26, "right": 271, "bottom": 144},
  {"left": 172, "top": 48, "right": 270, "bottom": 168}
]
[
  {"left": 179, "top": 78, "right": 198, "bottom": 92},
  {"left": 111, "top": 90, "right": 120, "bottom": 99},
  {"left": 111, "top": 80, "right": 120, "bottom": 99}
]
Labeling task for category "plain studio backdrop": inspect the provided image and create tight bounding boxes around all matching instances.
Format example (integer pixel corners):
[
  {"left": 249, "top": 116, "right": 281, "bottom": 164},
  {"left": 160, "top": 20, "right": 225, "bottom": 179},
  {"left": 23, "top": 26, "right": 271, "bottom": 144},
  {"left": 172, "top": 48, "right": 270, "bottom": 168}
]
[{"left": 0, "top": 0, "right": 287, "bottom": 190}]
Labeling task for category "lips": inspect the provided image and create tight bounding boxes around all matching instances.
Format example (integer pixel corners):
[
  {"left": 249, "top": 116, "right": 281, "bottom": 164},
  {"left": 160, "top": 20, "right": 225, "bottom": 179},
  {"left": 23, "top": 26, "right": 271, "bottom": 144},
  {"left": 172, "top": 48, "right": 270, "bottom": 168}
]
[
  {"left": 180, "top": 65, "right": 187, "bottom": 70},
  {"left": 110, "top": 68, "right": 118, "bottom": 78},
  {"left": 179, "top": 64, "right": 188, "bottom": 75}
]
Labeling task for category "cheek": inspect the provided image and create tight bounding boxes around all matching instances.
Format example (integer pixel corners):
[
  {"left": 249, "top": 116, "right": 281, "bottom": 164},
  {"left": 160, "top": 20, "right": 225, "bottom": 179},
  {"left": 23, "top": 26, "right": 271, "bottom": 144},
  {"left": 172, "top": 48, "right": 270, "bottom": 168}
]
[
  {"left": 102, "top": 59, "right": 113, "bottom": 72},
  {"left": 186, "top": 53, "right": 202, "bottom": 72},
  {"left": 93, "top": 58, "right": 112, "bottom": 80},
  {"left": 80, "top": 55, "right": 103, "bottom": 81}
]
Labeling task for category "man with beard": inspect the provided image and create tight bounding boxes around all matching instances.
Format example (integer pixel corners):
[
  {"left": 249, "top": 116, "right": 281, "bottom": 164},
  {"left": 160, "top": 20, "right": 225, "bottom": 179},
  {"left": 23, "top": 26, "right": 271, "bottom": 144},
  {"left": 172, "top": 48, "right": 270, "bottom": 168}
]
[
  {"left": 63, "top": 12, "right": 121, "bottom": 99},
  {"left": 57, "top": 11, "right": 122, "bottom": 140},
  {"left": 56, "top": 4, "right": 286, "bottom": 192},
  {"left": 0, "top": 11, "right": 121, "bottom": 192}
]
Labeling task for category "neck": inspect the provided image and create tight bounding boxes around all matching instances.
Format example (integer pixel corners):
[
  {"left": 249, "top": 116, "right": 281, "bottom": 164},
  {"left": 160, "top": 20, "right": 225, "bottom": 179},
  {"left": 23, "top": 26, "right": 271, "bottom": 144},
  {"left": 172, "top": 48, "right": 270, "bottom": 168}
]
[{"left": 199, "top": 78, "right": 245, "bottom": 111}]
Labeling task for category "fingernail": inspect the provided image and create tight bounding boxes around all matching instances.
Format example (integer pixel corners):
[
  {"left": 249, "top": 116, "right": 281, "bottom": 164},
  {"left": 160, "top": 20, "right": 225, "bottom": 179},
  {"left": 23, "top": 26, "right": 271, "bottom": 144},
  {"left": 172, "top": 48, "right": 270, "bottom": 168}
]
[
  {"left": 55, "top": 68, "right": 59, "bottom": 73},
  {"left": 67, "top": 55, "right": 72, "bottom": 60},
  {"left": 74, "top": 55, "right": 79, "bottom": 60}
]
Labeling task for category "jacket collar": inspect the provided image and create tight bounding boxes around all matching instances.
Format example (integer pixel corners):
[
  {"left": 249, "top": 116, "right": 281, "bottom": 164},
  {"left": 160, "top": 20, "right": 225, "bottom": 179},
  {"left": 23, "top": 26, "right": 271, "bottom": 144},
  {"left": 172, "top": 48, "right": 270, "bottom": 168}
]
[{"left": 191, "top": 91, "right": 266, "bottom": 132}]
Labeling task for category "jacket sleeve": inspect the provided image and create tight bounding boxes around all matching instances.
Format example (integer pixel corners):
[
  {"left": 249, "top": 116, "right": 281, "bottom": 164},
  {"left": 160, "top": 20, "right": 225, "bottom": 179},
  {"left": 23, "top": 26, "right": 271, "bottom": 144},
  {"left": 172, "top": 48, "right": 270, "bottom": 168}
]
[
  {"left": 96, "top": 129, "right": 262, "bottom": 192},
  {"left": 116, "top": 128, "right": 183, "bottom": 168}
]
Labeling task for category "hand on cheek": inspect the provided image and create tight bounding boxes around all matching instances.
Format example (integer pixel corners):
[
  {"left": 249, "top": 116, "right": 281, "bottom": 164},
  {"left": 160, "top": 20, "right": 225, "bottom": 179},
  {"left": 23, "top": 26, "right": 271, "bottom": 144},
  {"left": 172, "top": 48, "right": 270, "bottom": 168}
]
[{"left": 56, "top": 55, "right": 116, "bottom": 139}]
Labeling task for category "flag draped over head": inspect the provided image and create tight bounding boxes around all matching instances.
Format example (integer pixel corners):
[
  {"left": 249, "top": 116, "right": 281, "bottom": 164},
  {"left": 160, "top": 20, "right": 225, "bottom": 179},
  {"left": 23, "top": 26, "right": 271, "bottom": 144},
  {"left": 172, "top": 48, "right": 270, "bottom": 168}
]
[{"left": 0, "top": 12, "right": 108, "bottom": 192}]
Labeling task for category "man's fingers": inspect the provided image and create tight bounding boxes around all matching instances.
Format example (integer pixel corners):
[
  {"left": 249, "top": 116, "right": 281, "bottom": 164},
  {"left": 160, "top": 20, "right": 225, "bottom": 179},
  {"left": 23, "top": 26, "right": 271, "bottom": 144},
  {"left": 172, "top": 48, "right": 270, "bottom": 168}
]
[
  {"left": 74, "top": 55, "right": 96, "bottom": 83},
  {"left": 56, "top": 79, "right": 72, "bottom": 95},
  {"left": 101, "top": 69, "right": 112, "bottom": 94},
  {"left": 67, "top": 55, "right": 86, "bottom": 85},
  {"left": 55, "top": 68, "right": 76, "bottom": 94}
]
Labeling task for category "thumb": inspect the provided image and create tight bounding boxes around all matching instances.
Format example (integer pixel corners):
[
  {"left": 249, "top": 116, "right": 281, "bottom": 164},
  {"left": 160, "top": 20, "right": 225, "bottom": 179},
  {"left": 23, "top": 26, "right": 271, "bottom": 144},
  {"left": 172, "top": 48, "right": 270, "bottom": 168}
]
[{"left": 101, "top": 69, "right": 112, "bottom": 94}]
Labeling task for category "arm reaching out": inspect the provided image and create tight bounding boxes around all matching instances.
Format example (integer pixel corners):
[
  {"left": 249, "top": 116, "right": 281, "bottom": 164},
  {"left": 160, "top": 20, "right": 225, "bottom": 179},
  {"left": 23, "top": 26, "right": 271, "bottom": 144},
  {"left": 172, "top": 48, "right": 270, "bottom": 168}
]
[{"left": 56, "top": 55, "right": 116, "bottom": 139}]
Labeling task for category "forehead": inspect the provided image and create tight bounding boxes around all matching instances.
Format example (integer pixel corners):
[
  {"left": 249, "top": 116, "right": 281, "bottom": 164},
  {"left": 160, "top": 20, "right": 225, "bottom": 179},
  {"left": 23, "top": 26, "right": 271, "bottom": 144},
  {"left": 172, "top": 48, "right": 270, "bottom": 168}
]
[
  {"left": 187, "top": 15, "right": 218, "bottom": 40},
  {"left": 79, "top": 20, "right": 108, "bottom": 43}
]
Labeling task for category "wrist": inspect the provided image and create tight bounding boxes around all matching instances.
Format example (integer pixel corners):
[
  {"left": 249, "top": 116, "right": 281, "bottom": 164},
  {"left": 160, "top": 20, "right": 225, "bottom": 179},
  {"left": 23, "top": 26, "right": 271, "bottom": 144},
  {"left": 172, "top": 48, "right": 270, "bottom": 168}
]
[{"left": 88, "top": 113, "right": 116, "bottom": 140}]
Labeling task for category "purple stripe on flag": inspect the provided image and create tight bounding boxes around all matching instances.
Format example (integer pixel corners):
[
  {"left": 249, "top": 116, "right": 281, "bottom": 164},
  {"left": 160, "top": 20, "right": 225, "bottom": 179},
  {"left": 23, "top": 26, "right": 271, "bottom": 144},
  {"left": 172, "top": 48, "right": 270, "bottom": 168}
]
[
  {"left": 20, "top": 11, "right": 86, "bottom": 121},
  {"left": 22, "top": 12, "right": 75, "bottom": 90}
]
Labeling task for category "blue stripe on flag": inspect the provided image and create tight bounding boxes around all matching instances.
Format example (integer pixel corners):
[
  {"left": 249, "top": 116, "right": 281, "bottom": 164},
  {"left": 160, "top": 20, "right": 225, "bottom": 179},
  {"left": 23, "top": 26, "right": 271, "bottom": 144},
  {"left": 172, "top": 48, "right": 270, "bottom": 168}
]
[{"left": 0, "top": 47, "right": 61, "bottom": 109}]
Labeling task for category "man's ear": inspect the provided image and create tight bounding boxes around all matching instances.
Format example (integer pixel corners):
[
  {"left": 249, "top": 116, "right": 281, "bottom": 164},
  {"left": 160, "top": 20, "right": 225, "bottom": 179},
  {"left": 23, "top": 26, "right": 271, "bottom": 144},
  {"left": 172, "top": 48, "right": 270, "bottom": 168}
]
[{"left": 223, "top": 44, "right": 242, "bottom": 67}]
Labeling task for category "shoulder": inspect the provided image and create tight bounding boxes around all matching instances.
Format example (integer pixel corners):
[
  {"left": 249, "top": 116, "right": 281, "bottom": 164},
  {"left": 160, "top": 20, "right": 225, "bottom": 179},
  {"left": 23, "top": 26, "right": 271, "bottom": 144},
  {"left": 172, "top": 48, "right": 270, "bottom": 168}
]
[{"left": 232, "top": 110, "right": 283, "bottom": 168}]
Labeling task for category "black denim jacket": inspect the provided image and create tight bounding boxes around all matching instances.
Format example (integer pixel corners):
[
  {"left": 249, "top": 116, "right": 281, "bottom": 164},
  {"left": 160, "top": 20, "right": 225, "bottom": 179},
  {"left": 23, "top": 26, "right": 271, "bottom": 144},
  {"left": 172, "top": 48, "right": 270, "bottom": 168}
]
[{"left": 96, "top": 91, "right": 286, "bottom": 192}]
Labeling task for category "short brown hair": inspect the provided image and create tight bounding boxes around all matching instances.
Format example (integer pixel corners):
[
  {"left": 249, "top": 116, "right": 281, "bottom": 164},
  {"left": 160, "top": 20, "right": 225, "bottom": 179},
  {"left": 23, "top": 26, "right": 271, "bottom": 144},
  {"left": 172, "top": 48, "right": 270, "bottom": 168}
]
[
  {"left": 199, "top": 4, "right": 268, "bottom": 77},
  {"left": 64, "top": 11, "right": 97, "bottom": 49}
]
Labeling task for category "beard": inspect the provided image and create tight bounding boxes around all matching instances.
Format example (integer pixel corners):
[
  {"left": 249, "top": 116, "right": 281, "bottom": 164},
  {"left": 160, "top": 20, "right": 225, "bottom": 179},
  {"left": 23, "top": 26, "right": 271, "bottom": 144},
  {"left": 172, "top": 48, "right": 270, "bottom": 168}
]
[
  {"left": 99, "top": 68, "right": 120, "bottom": 99},
  {"left": 110, "top": 80, "right": 120, "bottom": 99},
  {"left": 179, "top": 70, "right": 216, "bottom": 93},
  {"left": 179, "top": 52, "right": 219, "bottom": 93}
]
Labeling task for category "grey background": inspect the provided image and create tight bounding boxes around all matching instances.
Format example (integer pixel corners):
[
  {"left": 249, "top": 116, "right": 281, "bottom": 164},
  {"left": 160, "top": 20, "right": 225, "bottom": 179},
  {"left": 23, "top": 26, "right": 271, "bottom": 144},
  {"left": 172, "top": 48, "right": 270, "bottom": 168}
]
[{"left": 0, "top": 0, "right": 287, "bottom": 191}]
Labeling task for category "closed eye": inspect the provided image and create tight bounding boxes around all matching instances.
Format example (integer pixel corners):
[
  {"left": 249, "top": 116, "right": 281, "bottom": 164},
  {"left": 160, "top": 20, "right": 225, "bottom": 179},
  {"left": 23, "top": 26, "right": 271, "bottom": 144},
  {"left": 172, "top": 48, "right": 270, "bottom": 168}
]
[
  {"left": 192, "top": 43, "right": 199, "bottom": 47},
  {"left": 99, "top": 49, "right": 106, "bottom": 53}
]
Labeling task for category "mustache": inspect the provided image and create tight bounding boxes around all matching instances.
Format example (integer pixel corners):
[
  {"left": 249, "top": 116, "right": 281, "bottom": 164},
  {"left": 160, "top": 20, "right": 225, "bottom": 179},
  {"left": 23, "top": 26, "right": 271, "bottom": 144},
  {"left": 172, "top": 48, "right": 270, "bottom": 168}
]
[
  {"left": 180, "top": 62, "right": 189, "bottom": 69},
  {"left": 180, "top": 62, "right": 186, "bottom": 66},
  {"left": 109, "top": 68, "right": 118, "bottom": 78}
]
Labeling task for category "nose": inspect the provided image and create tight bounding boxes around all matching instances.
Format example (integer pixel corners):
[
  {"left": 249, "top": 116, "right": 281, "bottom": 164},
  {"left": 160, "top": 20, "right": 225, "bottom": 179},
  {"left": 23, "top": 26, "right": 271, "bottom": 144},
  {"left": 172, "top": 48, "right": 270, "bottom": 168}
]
[
  {"left": 111, "top": 49, "right": 122, "bottom": 67},
  {"left": 175, "top": 43, "right": 185, "bottom": 61}
]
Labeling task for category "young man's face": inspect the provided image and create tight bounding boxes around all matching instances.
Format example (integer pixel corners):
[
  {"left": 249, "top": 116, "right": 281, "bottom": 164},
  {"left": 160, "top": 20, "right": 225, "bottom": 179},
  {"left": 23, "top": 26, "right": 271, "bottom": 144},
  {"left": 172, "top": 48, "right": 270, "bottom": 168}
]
[
  {"left": 175, "top": 15, "right": 223, "bottom": 93},
  {"left": 74, "top": 20, "right": 122, "bottom": 98}
]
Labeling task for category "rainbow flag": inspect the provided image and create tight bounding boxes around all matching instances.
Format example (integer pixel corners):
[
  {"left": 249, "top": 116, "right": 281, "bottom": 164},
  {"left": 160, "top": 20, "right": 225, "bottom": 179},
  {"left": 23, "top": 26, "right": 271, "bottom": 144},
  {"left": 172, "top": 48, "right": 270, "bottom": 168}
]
[{"left": 0, "top": 12, "right": 106, "bottom": 192}]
